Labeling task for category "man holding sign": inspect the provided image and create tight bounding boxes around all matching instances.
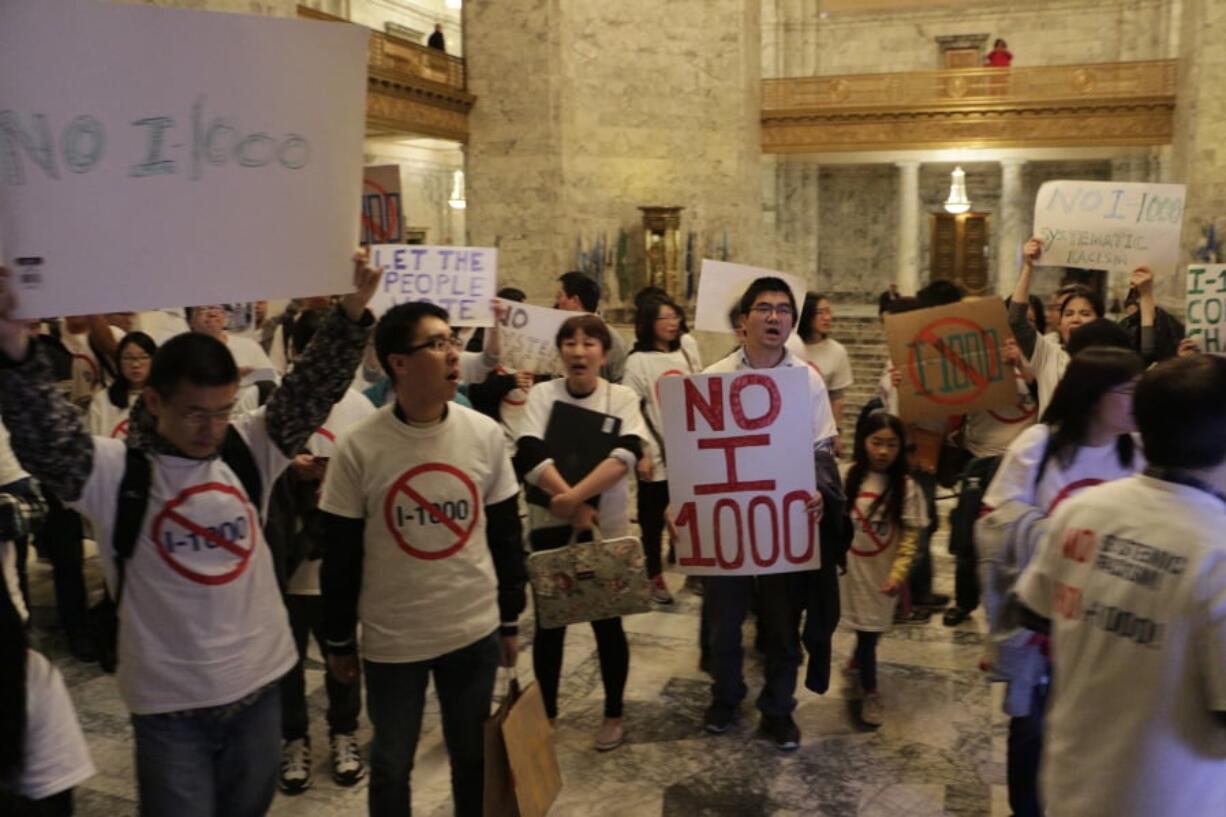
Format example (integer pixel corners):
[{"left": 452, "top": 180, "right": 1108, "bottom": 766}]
[{"left": 664, "top": 276, "right": 843, "bottom": 751}]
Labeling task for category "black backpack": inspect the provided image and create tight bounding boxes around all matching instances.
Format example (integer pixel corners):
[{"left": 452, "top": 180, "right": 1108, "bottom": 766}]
[{"left": 91, "top": 426, "right": 263, "bottom": 673}]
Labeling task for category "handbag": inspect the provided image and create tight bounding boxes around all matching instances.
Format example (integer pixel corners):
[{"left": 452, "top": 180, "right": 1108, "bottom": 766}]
[
  {"left": 483, "top": 673, "right": 562, "bottom": 817},
  {"left": 527, "top": 525, "right": 652, "bottom": 629}
]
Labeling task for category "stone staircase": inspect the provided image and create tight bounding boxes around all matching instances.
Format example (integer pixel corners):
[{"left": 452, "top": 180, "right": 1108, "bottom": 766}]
[{"left": 832, "top": 313, "right": 890, "bottom": 452}]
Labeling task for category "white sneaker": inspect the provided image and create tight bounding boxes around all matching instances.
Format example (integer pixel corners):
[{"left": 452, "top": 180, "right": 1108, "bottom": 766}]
[
  {"left": 278, "top": 738, "right": 312, "bottom": 794},
  {"left": 329, "top": 732, "right": 366, "bottom": 787},
  {"left": 651, "top": 575, "right": 674, "bottom": 605},
  {"left": 861, "top": 692, "right": 884, "bottom": 728}
]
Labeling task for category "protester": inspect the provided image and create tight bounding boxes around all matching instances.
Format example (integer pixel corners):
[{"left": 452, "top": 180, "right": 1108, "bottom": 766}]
[
  {"left": 514, "top": 314, "right": 647, "bottom": 751},
  {"left": 1118, "top": 267, "right": 1185, "bottom": 364},
  {"left": 555, "top": 271, "right": 629, "bottom": 382},
  {"left": 797, "top": 292, "right": 854, "bottom": 439},
  {"left": 185, "top": 303, "right": 278, "bottom": 379},
  {"left": 1016, "top": 354, "right": 1226, "bottom": 817},
  {"left": 87, "top": 332, "right": 156, "bottom": 440},
  {"left": 0, "top": 258, "right": 378, "bottom": 816},
  {"left": 319, "top": 301, "right": 525, "bottom": 816}
]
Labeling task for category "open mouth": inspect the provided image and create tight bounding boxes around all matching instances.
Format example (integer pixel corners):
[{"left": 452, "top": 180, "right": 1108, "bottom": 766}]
[{"left": 446, "top": 369, "right": 460, "bottom": 382}]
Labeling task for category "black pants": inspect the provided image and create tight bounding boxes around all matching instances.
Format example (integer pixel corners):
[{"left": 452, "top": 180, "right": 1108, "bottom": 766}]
[
  {"left": 953, "top": 542, "right": 981, "bottom": 612},
  {"left": 1007, "top": 683, "right": 1048, "bottom": 817},
  {"left": 529, "top": 528, "right": 629, "bottom": 719},
  {"left": 707, "top": 573, "right": 804, "bottom": 718},
  {"left": 853, "top": 631, "right": 881, "bottom": 693},
  {"left": 907, "top": 471, "right": 939, "bottom": 601},
  {"left": 34, "top": 495, "right": 87, "bottom": 639},
  {"left": 280, "top": 594, "right": 361, "bottom": 741},
  {"left": 636, "top": 479, "right": 669, "bottom": 579},
  {"left": 0, "top": 789, "right": 73, "bottom": 816},
  {"left": 949, "top": 455, "right": 1001, "bottom": 612}
]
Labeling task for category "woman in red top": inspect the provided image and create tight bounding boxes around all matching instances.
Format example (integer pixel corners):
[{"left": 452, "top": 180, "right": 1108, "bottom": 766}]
[{"left": 986, "top": 39, "right": 1013, "bottom": 67}]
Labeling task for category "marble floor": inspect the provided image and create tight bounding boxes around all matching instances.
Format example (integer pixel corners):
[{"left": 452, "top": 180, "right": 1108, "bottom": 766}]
[{"left": 26, "top": 520, "right": 1013, "bottom": 817}]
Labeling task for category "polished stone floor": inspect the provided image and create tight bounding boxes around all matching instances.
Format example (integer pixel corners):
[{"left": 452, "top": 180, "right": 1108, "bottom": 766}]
[{"left": 26, "top": 520, "right": 1012, "bottom": 817}]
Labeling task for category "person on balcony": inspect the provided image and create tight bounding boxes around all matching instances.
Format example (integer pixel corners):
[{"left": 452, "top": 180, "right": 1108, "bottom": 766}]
[
  {"left": 985, "top": 39, "right": 1013, "bottom": 67},
  {"left": 427, "top": 24, "right": 446, "bottom": 52}
]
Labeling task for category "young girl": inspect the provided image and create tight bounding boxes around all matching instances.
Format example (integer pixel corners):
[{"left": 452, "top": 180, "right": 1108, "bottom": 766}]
[
  {"left": 514, "top": 314, "right": 648, "bottom": 752},
  {"left": 979, "top": 346, "right": 1146, "bottom": 817},
  {"left": 623, "top": 296, "right": 701, "bottom": 605},
  {"left": 839, "top": 411, "right": 928, "bottom": 727},
  {"left": 87, "top": 331, "right": 156, "bottom": 439}
]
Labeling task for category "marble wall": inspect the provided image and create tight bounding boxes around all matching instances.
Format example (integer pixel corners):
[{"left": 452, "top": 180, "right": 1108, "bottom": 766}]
[{"left": 464, "top": 0, "right": 766, "bottom": 307}]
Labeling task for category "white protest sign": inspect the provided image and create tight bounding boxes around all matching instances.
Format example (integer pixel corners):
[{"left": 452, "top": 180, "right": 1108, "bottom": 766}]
[
  {"left": 0, "top": 0, "right": 368, "bottom": 318},
  {"left": 494, "top": 299, "right": 574, "bottom": 374},
  {"left": 660, "top": 366, "right": 819, "bottom": 576},
  {"left": 1185, "top": 264, "right": 1226, "bottom": 353},
  {"left": 368, "top": 245, "right": 497, "bottom": 326},
  {"left": 694, "top": 260, "right": 808, "bottom": 333},
  {"left": 1033, "top": 180, "right": 1186, "bottom": 275}
]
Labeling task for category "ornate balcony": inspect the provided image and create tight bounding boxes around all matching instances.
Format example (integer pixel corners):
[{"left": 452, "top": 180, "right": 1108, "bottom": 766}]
[
  {"left": 298, "top": 5, "right": 474, "bottom": 142},
  {"left": 761, "top": 60, "right": 1177, "bottom": 153}
]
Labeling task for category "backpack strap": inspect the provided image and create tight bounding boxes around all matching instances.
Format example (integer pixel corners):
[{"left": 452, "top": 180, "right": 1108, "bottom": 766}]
[
  {"left": 220, "top": 425, "right": 263, "bottom": 518},
  {"left": 111, "top": 447, "right": 153, "bottom": 607}
]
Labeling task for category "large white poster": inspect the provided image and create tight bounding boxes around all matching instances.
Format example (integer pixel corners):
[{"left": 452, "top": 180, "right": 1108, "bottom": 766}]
[
  {"left": 660, "top": 367, "right": 820, "bottom": 576},
  {"left": 1032, "top": 180, "right": 1186, "bottom": 275},
  {"left": 1185, "top": 264, "right": 1226, "bottom": 353},
  {"left": 368, "top": 245, "right": 497, "bottom": 326},
  {"left": 494, "top": 299, "right": 574, "bottom": 374},
  {"left": 0, "top": 0, "right": 369, "bottom": 318},
  {"left": 694, "top": 260, "right": 808, "bottom": 333}
]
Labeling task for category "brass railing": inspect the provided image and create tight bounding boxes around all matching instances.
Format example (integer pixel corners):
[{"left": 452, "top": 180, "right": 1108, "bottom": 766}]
[{"left": 368, "top": 29, "right": 466, "bottom": 92}]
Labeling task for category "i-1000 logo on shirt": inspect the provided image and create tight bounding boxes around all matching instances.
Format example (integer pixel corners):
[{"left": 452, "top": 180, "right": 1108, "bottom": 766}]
[
  {"left": 151, "top": 482, "right": 259, "bottom": 585},
  {"left": 851, "top": 492, "right": 894, "bottom": 557},
  {"left": 383, "top": 463, "right": 481, "bottom": 560}
]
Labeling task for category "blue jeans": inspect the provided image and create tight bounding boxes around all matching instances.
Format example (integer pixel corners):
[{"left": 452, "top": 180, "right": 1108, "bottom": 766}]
[
  {"left": 130, "top": 683, "right": 280, "bottom": 817},
  {"left": 364, "top": 632, "right": 500, "bottom": 817}
]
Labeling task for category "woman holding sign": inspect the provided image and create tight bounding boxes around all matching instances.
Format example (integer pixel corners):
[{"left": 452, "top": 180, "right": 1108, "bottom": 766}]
[{"left": 624, "top": 296, "right": 702, "bottom": 605}]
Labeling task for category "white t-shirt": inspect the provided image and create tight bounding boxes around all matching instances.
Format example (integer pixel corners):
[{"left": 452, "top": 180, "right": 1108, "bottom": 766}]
[
  {"left": 802, "top": 337, "right": 854, "bottom": 392},
  {"left": 226, "top": 334, "right": 276, "bottom": 376},
  {"left": 706, "top": 348, "right": 838, "bottom": 446},
  {"left": 286, "top": 390, "right": 377, "bottom": 597},
  {"left": 1017, "top": 475, "right": 1226, "bottom": 817},
  {"left": 982, "top": 424, "right": 1144, "bottom": 516},
  {"left": 840, "top": 466, "right": 928, "bottom": 632},
  {"left": 86, "top": 391, "right": 135, "bottom": 440},
  {"left": 963, "top": 375, "right": 1038, "bottom": 459},
  {"left": 519, "top": 379, "right": 649, "bottom": 537},
  {"left": 622, "top": 347, "right": 702, "bottom": 481},
  {"left": 69, "top": 409, "right": 296, "bottom": 715},
  {"left": 320, "top": 403, "right": 518, "bottom": 663},
  {"left": 8, "top": 651, "right": 96, "bottom": 800},
  {"left": 1026, "top": 333, "right": 1069, "bottom": 418},
  {"left": 61, "top": 326, "right": 124, "bottom": 405}
]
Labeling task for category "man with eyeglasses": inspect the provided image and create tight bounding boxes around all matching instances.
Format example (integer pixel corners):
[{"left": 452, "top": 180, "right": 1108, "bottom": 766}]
[
  {"left": 701, "top": 277, "right": 843, "bottom": 751},
  {"left": 318, "top": 301, "right": 526, "bottom": 817},
  {"left": 0, "top": 257, "right": 380, "bottom": 816}
]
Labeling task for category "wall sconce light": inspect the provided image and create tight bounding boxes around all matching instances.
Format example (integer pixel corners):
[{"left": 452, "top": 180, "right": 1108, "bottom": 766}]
[{"left": 944, "top": 166, "right": 971, "bottom": 214}]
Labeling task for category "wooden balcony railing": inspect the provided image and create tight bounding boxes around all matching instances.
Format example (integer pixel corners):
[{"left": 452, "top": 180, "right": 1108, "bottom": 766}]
[{"left": 762, "top": 60, "right": 1178, "bottom": 153}]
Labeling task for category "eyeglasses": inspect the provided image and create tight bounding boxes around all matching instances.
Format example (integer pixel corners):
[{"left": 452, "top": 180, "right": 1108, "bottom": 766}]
[
  {"left": 401, "top": 334, "right": 463, "bottom": 355},
  {"left": 121, "top": 353, "right": 151, "bottom": 364},
  {"left": 181, "top": 407, "right": 234, "bottom": 428},
  {"left": 655, "top": 313, "right": 681, "bottom": 323},
  {"left": 749, "top": 303, "right": 794, "bottom": 318}
]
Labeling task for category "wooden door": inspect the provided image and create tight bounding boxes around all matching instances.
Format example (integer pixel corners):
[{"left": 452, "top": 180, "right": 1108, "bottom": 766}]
[
  {"left": 943, "top": 48, "right": 980, "bottom": 69},
  {"left": 929, "top": 212, "right": 991, "bottom": 295}
]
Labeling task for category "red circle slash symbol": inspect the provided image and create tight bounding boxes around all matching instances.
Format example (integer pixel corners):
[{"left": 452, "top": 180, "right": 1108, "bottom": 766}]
[
  {"left": 906, "top": 317, "right": 1002, "bottom": 407},
  {"left": 850, "top": 491, "right": 894, "bottom": 557},
  {"left": 151, "top": 482, "right": 259, "bottom": 586},
  {"left": 383, "top": 463, "right": 481, "bottom": 560}
]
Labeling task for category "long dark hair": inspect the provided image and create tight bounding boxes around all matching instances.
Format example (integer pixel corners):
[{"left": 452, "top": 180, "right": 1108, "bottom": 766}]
[
  {"left": 798, "top": 292, "right": 827, "bottom": 344},
  {"left": 0, "top": 572, "right": 28, "bottom": 777},
  {"left": 1038, "top": 346, "right": 1144, "bottom": 480},
  {"left": 845, "top": 411, "right": 909, "bottom": 529},
  {"left": 632, "top": 297, "right": 684, "bottom": 353},
  {"left": 107, "top": 331, "right": 158, "bottom": 409}
]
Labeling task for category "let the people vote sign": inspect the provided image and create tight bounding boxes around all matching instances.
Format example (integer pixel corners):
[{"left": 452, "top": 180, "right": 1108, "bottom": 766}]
[
  {"left": 1185, "top": 264, "right": 1226, "bottom": 353},
  {"left": 660, "top": 367, "right": 819, "bottom": 576},
  {"left": 1033, "top": 180, "right": 1186, "bottom": 275},
  {"left": 0, "top": 0, "right": 368, "bottom": 318},
  {"left": 368, "top": 245, "right": 497, "bottom": 326},
  {"left": 884, "top": 297, "right": 1018, "bottom": 423},
  {"left": 494, "top": 298, "right": 573, "bottom": 374}
]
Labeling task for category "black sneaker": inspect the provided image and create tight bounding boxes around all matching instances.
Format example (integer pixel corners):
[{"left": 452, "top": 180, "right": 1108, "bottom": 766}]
[
  {"left": 704, "top": 702, "right": 736, "bottom": 734},
  {"left": 914, "top": 593, "right": 951, "bottom": 609},
  {"left": 759, "top": 715, "right": 801, "bottom": 752}
]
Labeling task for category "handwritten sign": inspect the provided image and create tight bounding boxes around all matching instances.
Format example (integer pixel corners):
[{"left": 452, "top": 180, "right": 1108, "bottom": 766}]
[
  {"left": 361, "top": 165, "right": 403, "bottom": 245},
  {"left": 494, "top": 299, "right": 574, "bottom": 374},
  {"left": 884, "top": 297, "right": 1018, "bottom": 423},
  {"left": 660, "top": 367, "right": 819, "bottom": 576},
  {"left": 694, "top": 260, "right": 808, "bottom": 333},
  {"left": 1033, "top": 180, "right": 1186, "bottom": 275},
  {"left": 1185, "top": 264, "right": 1226, "bottom": 353},
  {"left": 368, "top": 245, "right": 496, "bottom": 326},
  {"left": 0, "top": 0, "right": 368, "bottom": 318}
]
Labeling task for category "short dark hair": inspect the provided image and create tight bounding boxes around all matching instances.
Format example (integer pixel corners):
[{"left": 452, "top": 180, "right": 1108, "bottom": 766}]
[
  {"left": 798, "top": 291, "right": 828, "bottom": 344},
  {"left": 738, "top": 277, "right": 796, "bottom": 317},
  {"left": 290, "top": 308, "right": 331, "bottom": 356},
  {"left": 1136, "top": 355, "right": 1226, "bottom": 469},
  {"left": 886, "top": 296, "right": 922, "bottom": 315},
  {"left": 559, "top": 271, "right": 601, "bottom": 312},
  {"left": 556, "top": 314, "right": 612, "bottom": 351},
  {"left": 148, "top": 333, "right": 239, "bottom": 397},
  {"left": 497, "top": 287, "right": 526, "bottom": 302},
  {"left": 375, "top": 301, "right": 450, "bottom": 382},
  {"left": 1066, "top": 318, "right": 1132, "bottom": 356},
  {"left": 917, "top": 279, "right": 964, "bottom": 308},
  {"left": 1058, "top": 285, "right": 1105, "bottom": 322}
]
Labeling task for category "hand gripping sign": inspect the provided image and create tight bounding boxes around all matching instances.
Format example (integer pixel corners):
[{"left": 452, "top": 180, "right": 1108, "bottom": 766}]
[
  {"left": 383, "top": 463, "right": 481, "bottom": 561},
  {"left": 659, "top": 366, "right": 819, "bottom": 577},
  {"left": 152, "top": 482, "right": 260, "bottom": 586},
  {"left": 884, "top": 297, "right": 1018, "bottom": 424}
]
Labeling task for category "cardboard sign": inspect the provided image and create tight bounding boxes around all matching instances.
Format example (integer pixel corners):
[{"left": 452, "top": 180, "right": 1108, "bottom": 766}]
[
  {"left": 1185, "top": 264, "right": 1226, "bottom": 353},
  {"left": 884, "top": 297, "right": 1017, "bottom": 423},
  {"left": 368, "top": 245, "right": 496, "bottom": 325},
  {"left": 694, "top": 260, "right": 808, "bottom": 333},
  {"left": 494, "top": 299, "right": 575, "bottom": 374},
  {"left": 0, "top": 0, "right": 368, "bottom": 318},
  {"left": 1033, "top": 180, "right": 1186, "bottom": 275},
  {"left": 660, "top": 367, "right": 820, "bottom": 577},
  {"left": 361, "top": 165, "right": 403, "bottom": 245}
]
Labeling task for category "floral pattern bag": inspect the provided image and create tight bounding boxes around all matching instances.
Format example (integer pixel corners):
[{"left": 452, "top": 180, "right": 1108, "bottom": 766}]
[{"left": 527, "top": 527, "right": 652, "bottom": 629}]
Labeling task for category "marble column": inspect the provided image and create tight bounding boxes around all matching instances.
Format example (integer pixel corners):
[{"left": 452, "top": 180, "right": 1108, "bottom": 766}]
[
  {"left": 995, "top": 158, "right": 1026, "bottom": 296},
  {"left": 895, "top": 161, "right": 920, "bottom": 295}
]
